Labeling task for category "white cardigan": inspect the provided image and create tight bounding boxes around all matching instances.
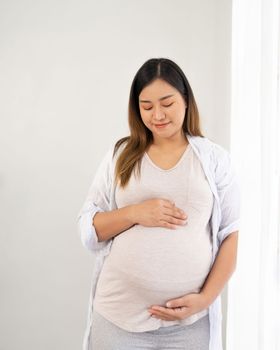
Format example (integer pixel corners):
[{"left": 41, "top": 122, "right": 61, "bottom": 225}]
[{"left": 77, "top": 133, "right": 241, "bottom": 350}]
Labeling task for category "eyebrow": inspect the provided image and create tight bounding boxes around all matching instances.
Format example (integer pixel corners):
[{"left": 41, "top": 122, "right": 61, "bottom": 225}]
[{"left": 139, "top": 94, "right": 174, "bottom": 103}]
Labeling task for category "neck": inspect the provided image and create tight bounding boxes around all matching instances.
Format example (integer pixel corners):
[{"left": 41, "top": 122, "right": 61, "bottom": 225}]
[{"left": 151, "top": 131, "right": 189, "bottom": 150}]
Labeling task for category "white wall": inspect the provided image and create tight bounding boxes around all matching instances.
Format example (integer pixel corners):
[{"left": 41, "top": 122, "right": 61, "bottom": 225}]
[{"left": 0, "top": 0, "right": 232, "bottom": 349}]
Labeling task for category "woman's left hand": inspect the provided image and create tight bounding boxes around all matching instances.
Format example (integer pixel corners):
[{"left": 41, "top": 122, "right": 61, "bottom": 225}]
[{"left": 147, "top": 292, "right": 210, "bottom": 321}]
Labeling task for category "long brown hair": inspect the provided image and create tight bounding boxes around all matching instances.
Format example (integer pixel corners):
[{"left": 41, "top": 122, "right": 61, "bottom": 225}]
[{"left": 112, "top": 58, "right": 204, "bottom": 189}]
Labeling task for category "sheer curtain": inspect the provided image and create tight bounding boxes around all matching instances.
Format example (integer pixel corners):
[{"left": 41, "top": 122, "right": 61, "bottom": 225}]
[{"left": 226, "top": 0, "right": 280, "bottom": 349}]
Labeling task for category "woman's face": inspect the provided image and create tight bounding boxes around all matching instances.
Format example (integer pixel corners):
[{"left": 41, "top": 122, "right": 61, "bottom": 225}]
[{"left": 138, "top": 78, "right": 187, "bottom": 141}]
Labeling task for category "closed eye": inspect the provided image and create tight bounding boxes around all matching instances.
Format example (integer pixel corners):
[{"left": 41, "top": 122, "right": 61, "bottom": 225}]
[{"left": 143, "top": 103, "right": 173, "bottom": 111}]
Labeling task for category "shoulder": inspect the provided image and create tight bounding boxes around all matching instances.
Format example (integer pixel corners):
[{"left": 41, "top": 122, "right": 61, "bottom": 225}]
[
  {"left": 100, "top": 138, "right": 128, "bottom": 170},
  {"left": 189, "top": 135, "right": 234, "bottom": 185},
  {"left": 188, "top": 134, "right": 230, "bottom": 161},
  {"left": 108, "top": 138, "right": 128, "bottom": 161}
]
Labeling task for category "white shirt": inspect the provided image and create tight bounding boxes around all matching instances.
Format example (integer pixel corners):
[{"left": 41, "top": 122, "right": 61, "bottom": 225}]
[{"left": 77, "top": 133, "right": 241, "bottom": 350}]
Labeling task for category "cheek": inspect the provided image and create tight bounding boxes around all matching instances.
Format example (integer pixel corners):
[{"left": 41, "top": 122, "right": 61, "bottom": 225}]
[
  {"left": 176, "top": 108, "right": 187, "bottom": 120},
  {"left": 140, "top": 115, "right": 151, "bottom": 127},
  {"left": 140, "top": 111, "right": 152, "bottom": 122}
]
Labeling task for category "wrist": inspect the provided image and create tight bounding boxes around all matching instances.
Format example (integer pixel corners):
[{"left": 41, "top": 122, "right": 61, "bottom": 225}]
[
  {"left": 200, "top": 290, "right": 214, "bottom": 308},
  {"left": 127, "top": 204, "right": 138, "bottom": 225}
]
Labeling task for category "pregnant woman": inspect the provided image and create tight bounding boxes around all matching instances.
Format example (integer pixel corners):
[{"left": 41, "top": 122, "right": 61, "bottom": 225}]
[{"left": 77, "top": 58, "right": 241, "bottom": 350}]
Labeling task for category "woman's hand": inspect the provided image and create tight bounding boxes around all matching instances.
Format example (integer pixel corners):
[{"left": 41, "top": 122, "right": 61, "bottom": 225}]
[
  {"left": 131, "top": 199, "right": 188, "bottom": 229},
  {"left": 147, "top": 292, "right": 209, "bottom": 321}
]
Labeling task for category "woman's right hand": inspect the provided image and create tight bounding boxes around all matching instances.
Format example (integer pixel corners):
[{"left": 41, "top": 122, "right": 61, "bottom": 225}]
[{"left": 131, "top": 199, "right": 188, "bottom": 230}]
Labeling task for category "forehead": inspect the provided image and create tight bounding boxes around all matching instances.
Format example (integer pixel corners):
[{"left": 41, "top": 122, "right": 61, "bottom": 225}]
[{"left": 139, "top": 80, "right": 178, "bottom": 101}]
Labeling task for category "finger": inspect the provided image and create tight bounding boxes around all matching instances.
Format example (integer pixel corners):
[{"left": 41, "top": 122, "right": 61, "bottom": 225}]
[
  {"left": 151, "top": 312, "right": 179, "bottom": 322},
  {"left": 150, "top": 306, "right": 178, "bottom": 318},
  {"left": 161, "top": 214, "right": 187, "bottom": 228},
  {"left": 166, "top": 296, "right": 187, "bottom": 308},
  {"left": 151, "top": 310, "right": 177, "bottom": 321},
  {"left": 158, "top": 220, "right": 177, "bottom": 230},
  {"left": 167, "top": 201, "right": 186, "bottom": 218},
  {"left": 163, "top": 208, "right": 186, "bottom": 220},
  {"left": 163, "top": 200, "right": 175, "bottom": 209},
  {"left": 152, "top": 313, "right": 174, "bottom": 321},
  {"left": 150, "top": 306, "right": 190, "bottom": 320}
]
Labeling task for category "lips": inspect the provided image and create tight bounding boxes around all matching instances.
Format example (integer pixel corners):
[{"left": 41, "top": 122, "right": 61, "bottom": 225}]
[{"left": 154, "top": 122, "right": 170, "bottom": 126}]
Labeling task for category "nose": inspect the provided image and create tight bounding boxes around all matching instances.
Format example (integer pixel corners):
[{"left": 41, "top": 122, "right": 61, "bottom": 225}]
[{"left": 153, "top": 105, "right": 166, "bottom": 121}]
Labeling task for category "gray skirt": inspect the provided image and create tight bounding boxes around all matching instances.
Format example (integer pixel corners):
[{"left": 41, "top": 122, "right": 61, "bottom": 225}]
[{"left": 90, "top": 308, "right": 210, "bottom": 350}]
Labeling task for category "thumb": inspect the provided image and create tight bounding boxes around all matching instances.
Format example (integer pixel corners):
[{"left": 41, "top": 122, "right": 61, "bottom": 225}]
[{"left": 166, "top": 296, "right": 185, "bottom": 308}]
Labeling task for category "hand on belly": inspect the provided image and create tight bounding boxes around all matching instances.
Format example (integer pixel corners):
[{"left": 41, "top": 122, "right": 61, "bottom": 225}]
[
  {"left": 131, "top": 198, "right": 188, "bottom": 230},
  {"left": 95, "top": 259, "right": 208, "bottom": 317},
  {"left": 147, "top": 291, "right": 210, "bottom": 321}
]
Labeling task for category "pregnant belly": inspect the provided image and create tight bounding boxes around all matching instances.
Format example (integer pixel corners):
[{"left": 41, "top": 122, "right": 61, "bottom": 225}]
[
  {"left": 95, "top": 224, "right": 213, "bottom": 307},
  {"left": 111, "top": 224, "right": 212, "bottom": 281}
]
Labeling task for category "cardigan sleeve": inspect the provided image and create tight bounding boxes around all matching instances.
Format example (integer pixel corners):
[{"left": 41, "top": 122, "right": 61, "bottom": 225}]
[
  {"left": 77, "top": 145, "right": 115, "bottom": 253},
  {"left": 214, "top": 144, "right": 241, "bottom": 247}
]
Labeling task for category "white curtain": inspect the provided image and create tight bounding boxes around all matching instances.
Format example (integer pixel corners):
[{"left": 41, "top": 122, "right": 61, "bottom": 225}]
[{"left": 226, "top": 0, "right": 280, "bottom": 349}]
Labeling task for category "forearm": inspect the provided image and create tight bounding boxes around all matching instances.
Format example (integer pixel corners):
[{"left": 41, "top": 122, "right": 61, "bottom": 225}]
[
  {"left": 200, "top": 231, "right": 239, "bottom": 305},
  {"left": 93, "top": 205, "right": 137, "bottom": 242}
]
